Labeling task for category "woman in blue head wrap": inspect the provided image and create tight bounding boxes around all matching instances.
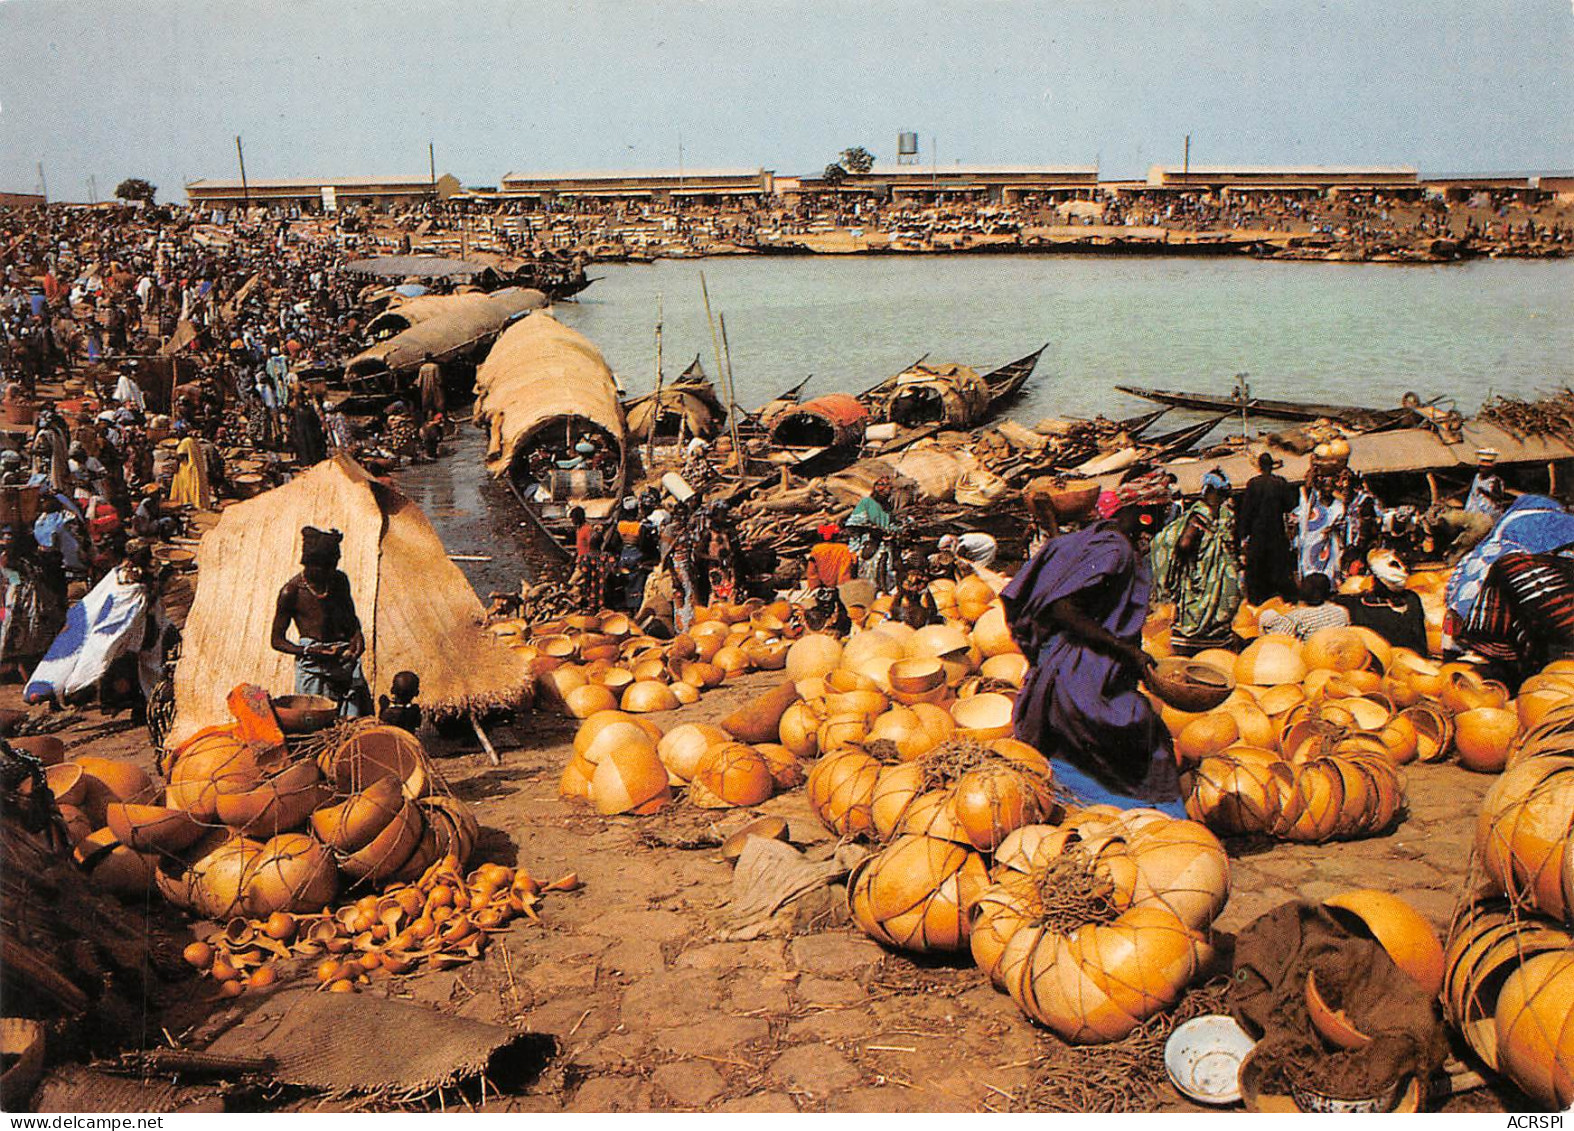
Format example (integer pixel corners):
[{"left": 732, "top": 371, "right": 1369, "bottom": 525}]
[{"left": 1148, "top": 467, "right": 1243, "bottom": 654}]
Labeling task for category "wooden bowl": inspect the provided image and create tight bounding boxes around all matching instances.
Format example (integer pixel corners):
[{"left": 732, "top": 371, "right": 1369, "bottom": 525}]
[
  {"left": 890, "top": 658, "right": 946, "bottom": 696},
  {"left": 1146, "top": 659, "right": 1236, "bottom": 713},
  {"left": 270, "top": 694, "right": 339, "bottom": 734}
]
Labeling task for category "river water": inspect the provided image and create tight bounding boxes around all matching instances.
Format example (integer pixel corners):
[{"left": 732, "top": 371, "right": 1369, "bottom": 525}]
[
  {"left": 558, "top": 255, "right": 1574, "bottom": 421},
  {"left": 399, "top": 254, "right": 1574, "bottom": 591}
]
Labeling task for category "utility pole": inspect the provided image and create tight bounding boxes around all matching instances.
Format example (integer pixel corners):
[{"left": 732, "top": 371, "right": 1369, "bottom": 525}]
[
  {"left": 678, "top": 133, "right": 684, "bottom": 184},
  {"left": 36, "top": 162, "right": 47, "bottom": 202},
  {"left": 1183, "top": 134, "right": 1191, "bottom": 180},
  {"left": 428, "top": 141, "right": 436, "bottom": 192},
  {"left": 235, "top": 135, "right": 250, "bottom": 205},
  {"left": 88, "top": 175, "right": 97, "bottom": 204}
]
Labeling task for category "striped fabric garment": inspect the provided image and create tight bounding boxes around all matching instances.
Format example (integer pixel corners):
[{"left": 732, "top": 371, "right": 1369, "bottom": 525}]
[
  {"left": 1460, "top": 551, "right": 1574, "bottom": 665},
  {"left": 1259, "top": 601, "right": 1351, "bottom": 641}
]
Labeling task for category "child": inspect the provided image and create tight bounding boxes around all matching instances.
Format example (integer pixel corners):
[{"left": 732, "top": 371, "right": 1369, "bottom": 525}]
[
  {"left": 378, "top": 670, "right": 422, "bottom": 732},
  {"left": 890, "top": 556, "right": 939, "bottom": 628}
]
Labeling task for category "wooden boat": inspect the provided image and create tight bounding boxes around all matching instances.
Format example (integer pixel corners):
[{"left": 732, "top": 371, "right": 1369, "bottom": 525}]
[
  {"left": 859, "top": 344, "right": 1046, "bottom": 430},
  {"left": 343, "top": 288, "right": 548, "bottom": 391},
  {"left": 1116, "top": 406, "right": 1171, "bottom": 438},
  {"left": 474, "top": 313, "right": 628, "bottom": 562},
  {"left": 623, "top": 357, "right": 728, "bottom": 444},
  {"left": 1147, "top": 413, "right": 1231, "bottom": 459},
  {"left": 1115, "top": 384, "right": 1418, "bottom": 430}
]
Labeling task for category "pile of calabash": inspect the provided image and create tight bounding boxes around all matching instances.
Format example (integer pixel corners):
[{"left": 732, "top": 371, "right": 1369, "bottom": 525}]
[
  {"left": 40, "top": 686, "right": 482, "bottom": 933},
  {"left": 961, "top": 807, "right": 1230, "bottom": 1043},
  {"left": 559, "top": 681, "right": 807, "bottom": 816},
  {"left": 509, "top": 603, "right": 802, "bottom": 721},
  {"left": 1446, "top": 665, "right": 1574, "bottom": 1109},
  {"left": 180, "top": 856, "right": 582, "bottom": 998},
  {"left": 1156, "top": 626, "right": 1524, "bottom": 840}
]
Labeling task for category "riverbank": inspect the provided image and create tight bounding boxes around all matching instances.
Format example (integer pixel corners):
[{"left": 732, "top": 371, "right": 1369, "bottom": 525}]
[{"left": 3, "top": 669, "right": 1513, "bottom": 1113}]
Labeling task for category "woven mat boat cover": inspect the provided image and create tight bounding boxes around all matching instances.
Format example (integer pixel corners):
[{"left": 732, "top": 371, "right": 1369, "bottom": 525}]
[{"left": 207, "top": 986, "right": 528, "bottom": 1097}]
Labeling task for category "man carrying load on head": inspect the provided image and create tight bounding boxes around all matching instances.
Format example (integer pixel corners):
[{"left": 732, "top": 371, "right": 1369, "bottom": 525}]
[{"left": 270, "top": 526, "right": 371, "bottom": 717}]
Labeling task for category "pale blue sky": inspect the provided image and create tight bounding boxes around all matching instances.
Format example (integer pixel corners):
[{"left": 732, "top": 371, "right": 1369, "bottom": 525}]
[{"left": 1, "top": 0, "right": 1570, "bottom": 202}]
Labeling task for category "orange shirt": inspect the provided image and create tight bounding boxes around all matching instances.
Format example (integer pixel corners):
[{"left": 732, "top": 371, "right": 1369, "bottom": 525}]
[{"left": 806, "top": 541, "right": 854, "bottom": 589}]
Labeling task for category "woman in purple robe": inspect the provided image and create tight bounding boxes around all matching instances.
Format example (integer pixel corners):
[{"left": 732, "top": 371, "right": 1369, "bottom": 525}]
[{"left": 1000, "top": 473, "right": 1184, "bottom": 814}]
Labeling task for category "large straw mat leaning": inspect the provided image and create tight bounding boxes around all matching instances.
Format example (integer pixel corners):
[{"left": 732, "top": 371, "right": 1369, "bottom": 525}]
[{"left": 169, "top": 456, "right": 529, "bottom": 746}]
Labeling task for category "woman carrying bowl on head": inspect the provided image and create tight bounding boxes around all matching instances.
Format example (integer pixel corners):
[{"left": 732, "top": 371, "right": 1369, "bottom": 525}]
[{"left": 1001, "top": 472, "right": 1185, "bottom": 815}]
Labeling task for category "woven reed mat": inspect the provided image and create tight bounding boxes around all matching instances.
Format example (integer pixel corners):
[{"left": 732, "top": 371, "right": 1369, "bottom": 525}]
[
  {"left": 206, "top": 986, "right": 531, "bottom": 1097},
  {"left": 32, "top": 1068, "right": 224, "bottom": 1114}
]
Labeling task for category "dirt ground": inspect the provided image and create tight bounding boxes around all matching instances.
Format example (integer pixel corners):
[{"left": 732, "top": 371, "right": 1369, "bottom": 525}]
[{"left": 10, "top": 671, "right": 1522, "bottom": 1113}]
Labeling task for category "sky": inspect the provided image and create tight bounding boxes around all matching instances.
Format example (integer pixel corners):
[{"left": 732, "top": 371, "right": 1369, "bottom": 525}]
[{"left": 1, "top": 0, "right": 1570, "bottom": 202}]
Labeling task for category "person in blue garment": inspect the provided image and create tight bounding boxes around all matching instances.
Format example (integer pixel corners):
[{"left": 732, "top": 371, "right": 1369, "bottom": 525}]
[
  {"left": 1464, "top": 448, "right": 1507, "bottom": 521},
  {"left": 1001, "top": 471, "right": 1185, "bottom": 815}
]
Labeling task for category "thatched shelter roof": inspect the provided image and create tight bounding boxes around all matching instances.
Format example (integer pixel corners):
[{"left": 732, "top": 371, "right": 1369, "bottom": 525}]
[
  {"left": 474, "top": 312, "right": 626, "bottom": 481},
  {"left": 343, "top": 288, "right": 547, "bottom": 382},
  {"left": 625, "top": 376, "right": 727, "bottom": 441},
  {"left": 169, "top": 456, "right": 529, "bottom": 744}
]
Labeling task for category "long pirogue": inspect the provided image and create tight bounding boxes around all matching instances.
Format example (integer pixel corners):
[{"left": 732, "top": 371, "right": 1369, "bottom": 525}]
[
  {"left": 342, "top": 287, "right": 547, "bottom": 387},
  {"left": 474, "top": 312, "right": 628, "bottom": 557}
]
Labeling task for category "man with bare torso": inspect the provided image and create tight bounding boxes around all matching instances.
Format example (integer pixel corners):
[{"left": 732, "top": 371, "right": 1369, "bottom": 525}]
[{"left": 269, "top": 526, "right": 371, "bottom": 717}]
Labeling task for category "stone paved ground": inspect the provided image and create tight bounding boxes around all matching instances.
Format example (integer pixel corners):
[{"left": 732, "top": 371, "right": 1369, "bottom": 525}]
[{"left": 10, "top": 672, "right": 1521, "bottom": 1112}]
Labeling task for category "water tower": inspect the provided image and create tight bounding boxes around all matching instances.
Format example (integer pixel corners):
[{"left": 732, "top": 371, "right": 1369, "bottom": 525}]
[{"left": 896, "top": 132, "right": 920, "bottom": 166}]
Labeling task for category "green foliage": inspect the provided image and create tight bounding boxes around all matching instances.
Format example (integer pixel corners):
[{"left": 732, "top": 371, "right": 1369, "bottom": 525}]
[
  {"left": 114, "top": 178, "right": 156, "bottom": 204},
  {"left": 839, "top": 147, "right": 875, "bottom": 174}
]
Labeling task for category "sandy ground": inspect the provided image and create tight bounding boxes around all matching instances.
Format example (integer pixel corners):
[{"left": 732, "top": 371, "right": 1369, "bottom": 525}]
[{"left": 10, "top": 666, "right": 1526, "bottom": 1114}]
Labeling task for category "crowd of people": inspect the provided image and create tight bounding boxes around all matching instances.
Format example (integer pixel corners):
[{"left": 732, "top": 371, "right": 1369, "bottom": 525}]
[
  {"left": 997, "top": 446, "right": 1574, "bottom": 816},
  {"left": 0, "top": 203, "right": 460, "bottom": 714},
  {"left": 407, "top": 186, "right": 1574, "bottom": 264}
]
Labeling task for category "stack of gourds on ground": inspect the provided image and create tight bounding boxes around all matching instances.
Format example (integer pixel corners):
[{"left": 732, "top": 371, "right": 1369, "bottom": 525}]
[
  {"left": 1442, "top": 655, "right": 1574, "bottom": 1109},
  {"left": 550, "top": 575, "right": 1029, "bottom": 815},
  {"left": 1147, "top": 623, "right": 1530, "bottom": 842},
  {"left": 30, "top": 684, "right": 571, "bottom": 997}
]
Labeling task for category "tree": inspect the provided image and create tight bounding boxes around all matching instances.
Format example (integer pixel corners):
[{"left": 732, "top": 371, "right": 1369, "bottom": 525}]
[
  {"left": 114, "top": 178, "right": 156, "bottom": 205},
  {"left": 822, "top": 163, "right": 848, "bottom": 186},
  {"left": 839, "top": 146, "right": 875, "bottom": 174}
]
